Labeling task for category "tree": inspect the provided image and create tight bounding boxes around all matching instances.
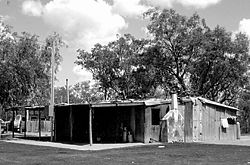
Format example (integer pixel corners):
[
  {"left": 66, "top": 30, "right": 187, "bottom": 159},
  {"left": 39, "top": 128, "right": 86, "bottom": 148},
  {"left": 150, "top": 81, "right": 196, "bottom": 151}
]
[
  {"left": 144, "top": 8, "right": 250, "bottom": 103},
  {"left": 190, "top": 28, "right": 249, "bottom": 104},
  {"left": 143, "top": 8, "right": 207, "bottom": 95},
  {"left": 0, "top": 20, "right": 63, "bottom": 108},
  {"left": 28, "top": 32, "right": 64, "bottom": 106},
  {"left": 238, "top": 86, "right": 250, "bottom": 133},
  {"left": 54, "top": 81, "right": 105, "bottom": 104},
  {"left": 76, "top": 34, "right": 155, "bottom": 100}
]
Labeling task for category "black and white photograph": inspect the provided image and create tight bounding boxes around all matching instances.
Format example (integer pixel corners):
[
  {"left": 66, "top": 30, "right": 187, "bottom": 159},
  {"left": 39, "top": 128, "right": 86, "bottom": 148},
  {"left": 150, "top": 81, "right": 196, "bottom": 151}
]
[{"left": 0, "top": 0, "right": 250, "bottom": 164}]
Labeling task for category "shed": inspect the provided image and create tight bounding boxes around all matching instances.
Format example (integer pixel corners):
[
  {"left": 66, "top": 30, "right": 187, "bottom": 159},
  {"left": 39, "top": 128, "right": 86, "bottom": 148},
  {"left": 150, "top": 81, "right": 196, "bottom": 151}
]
[
  {"left": 53, "top": 99, "right": 171, "bottom": 143},
  {"left": 182, "top": 97, "right": 238, "bottom": 142},
  {"left": 53, "top": 97, "right": 239, "bottom": 144}
]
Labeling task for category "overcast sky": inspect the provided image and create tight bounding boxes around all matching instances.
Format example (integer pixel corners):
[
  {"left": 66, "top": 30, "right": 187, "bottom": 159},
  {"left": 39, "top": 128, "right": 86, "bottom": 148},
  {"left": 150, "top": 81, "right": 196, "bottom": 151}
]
[{"left": 1, "top": 0, "right": 250, "bottom": 87}]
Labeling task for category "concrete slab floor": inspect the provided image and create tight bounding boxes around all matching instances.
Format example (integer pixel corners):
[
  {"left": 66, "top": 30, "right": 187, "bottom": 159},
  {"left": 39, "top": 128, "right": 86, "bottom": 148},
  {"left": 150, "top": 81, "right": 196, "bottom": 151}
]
[{"left": 2, "top": 139, "right": 161, "bottom": 151}]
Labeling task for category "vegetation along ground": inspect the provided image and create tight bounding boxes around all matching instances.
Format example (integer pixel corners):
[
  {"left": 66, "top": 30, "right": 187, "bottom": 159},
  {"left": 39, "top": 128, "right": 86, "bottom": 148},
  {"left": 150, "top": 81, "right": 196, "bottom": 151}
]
[{"left": 0, "top": 141, "right": 250, "bottom": 165}]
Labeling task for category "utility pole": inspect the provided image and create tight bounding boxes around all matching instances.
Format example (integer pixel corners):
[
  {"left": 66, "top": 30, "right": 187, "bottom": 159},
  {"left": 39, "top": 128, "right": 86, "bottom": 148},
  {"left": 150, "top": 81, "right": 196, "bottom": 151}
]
[
  {"left": 49, "top": 40, "right": 55, "bottom": 142},
  {"left": 66, "top": 79, "right": 69, "bottom": 104}
]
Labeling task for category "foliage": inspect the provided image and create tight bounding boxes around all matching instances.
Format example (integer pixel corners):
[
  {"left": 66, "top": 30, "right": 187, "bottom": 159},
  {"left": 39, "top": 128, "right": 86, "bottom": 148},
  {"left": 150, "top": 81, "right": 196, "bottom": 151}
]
[
  {"left": 143, "top": 8, "right": 250, "bottom": 104},
  {"left": 238, "top": 86, "right": 250, "bottom": 133},
  {"left": 190, "top": 28, "right": 249, "bottom": 104},
  {"left": 0, "top": 20, "right": 63, "bottom": 108},
  {"left": 54, "top": 81, "right": 104, "bottom": 104},
  {"left": 76, "top": 34, "right": 157, "bottom": 99},
  {"left": 76, "top": 8, "right": 250, "bottom": 103},
  {"left": 143, "top": 8, "right": 207, "bottom": 95}
]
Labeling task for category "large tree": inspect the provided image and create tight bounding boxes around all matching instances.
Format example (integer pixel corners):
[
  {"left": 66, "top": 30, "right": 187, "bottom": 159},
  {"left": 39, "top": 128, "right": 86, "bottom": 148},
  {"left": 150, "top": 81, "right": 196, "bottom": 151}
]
[
  {"left": 238, "top": 86, "right": 250, "bottom": 133},
  {"left": 190, "top": 28, "right": 249, "bottom": 104},
  {"left": 0, "top": 20, "right": 63, "bottom": 108},
  {"left": 144, "top": 8, "right": 250, "bottom": 103},
  {"left": 143, "top": 8, "right": 207, "bottom": 95},
  {"left": 76, "top": 34, "right": 157, "bottom": 99}
]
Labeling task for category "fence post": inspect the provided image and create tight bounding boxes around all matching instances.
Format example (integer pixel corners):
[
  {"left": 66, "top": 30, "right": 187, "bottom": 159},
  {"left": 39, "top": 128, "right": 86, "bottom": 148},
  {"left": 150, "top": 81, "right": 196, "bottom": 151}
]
[
  {"left": 0, "top": 122, "right": 2, "bottom": 140},
  {"left": 236, "top": 122, "right": 241, "bottom": 139}
]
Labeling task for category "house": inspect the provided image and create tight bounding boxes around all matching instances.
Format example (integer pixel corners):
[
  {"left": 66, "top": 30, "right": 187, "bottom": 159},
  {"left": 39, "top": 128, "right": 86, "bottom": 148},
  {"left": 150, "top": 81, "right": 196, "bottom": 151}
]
[
  {"left": 182, "top": 97, "right": 239, "bottom": 142},
  {"left": 53, "top": 95, "right": 239, "bottom": 143},
  {"left": 53, "top": 100, "right": 170, "bottom": 143}
]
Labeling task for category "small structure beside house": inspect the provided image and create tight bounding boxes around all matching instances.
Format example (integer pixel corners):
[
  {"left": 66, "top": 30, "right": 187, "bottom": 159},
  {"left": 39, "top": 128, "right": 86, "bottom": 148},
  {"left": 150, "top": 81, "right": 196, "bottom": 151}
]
[
  {"left": 173, "top": 97, "right": 238, "bottom": 142},
  {"left": 3, "top": 106, "right": 50, "bottom": 139}
]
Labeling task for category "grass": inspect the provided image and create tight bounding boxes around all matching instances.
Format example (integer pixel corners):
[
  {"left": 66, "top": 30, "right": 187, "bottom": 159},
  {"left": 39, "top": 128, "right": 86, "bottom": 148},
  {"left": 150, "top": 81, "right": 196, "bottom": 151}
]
[{"left": 0, "top": 141, "right": 250, "bottom": 165}]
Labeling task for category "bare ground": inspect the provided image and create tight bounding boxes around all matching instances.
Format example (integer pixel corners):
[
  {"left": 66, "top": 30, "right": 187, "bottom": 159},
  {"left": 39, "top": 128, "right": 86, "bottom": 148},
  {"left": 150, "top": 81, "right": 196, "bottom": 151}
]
[{"left": 0, "top": 140, "right": 250, "bottom": 165}]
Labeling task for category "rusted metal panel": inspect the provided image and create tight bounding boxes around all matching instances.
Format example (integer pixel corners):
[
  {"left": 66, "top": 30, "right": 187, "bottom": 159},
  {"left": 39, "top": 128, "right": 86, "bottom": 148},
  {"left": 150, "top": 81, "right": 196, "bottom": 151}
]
[
  {"left": 198, "top": 101, "right": 203, "bottom": 141},
  {"left": 184, "top": 102, "right": 193, "bottom": 142},
  {"left": 135, "top": 108, "right": 144, "bottom": 142},
  {"left": 150, "top": 125, "right": 160, "bottom": 141},
  {"left": 144, "top": 107, "right": 151, "bottom": 143}
]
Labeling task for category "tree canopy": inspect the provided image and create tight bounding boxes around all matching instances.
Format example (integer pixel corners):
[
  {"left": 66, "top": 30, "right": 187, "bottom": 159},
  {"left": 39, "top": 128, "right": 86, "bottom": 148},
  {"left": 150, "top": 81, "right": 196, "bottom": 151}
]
[
  {"left": 76, "top": 34, "right": 158, "bottom": 100},
  {"left": 76, "top": 8, "right": 250, "bottom": 104},
  {"left": 0, "top": 20, "right": 63, "bottom": 108}
]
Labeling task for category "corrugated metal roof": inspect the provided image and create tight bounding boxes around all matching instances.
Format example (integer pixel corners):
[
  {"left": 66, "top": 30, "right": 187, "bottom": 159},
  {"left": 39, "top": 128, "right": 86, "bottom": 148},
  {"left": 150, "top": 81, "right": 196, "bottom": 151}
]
[
  {"left": 197, "top": 97, "right": 239, "bottom": 111},
  {"left": 144, "top": 98, "right": 171, "bottom": 106},
  {"left": 53, "top": 99, "right": 170, "bottom": 108}
]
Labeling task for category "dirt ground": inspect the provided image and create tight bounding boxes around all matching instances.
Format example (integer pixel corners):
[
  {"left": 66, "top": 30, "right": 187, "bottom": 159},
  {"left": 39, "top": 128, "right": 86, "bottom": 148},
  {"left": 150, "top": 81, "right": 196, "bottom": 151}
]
[{"left": 1, "top": 140, "right": 250, "bottom": 165}]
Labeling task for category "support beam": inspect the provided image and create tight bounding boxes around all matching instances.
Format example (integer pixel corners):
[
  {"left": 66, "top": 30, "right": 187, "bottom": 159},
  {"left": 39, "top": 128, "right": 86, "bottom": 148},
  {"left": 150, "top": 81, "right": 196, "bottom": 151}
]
[
  {"left": 24, "top": 109, "right": 27, "bottom": 138},
  {"left": 49, "top": 39, "right": 55, "bottom": 142},
  {"left": 66, "top": 79, "right": 69, "bottom": 104},
  {"left": 0, "top": 122, "right": 1, "bottom": 140},
  {"left": 38, "top": 109, "right": 41, "bottom": 140},
  {"left": 69, "top": 105, "right": 73, "bottom": 141},
  {"left": 12, "top": 110, "right": 14, "bottom": 138},
  {"left": 89, "top": 105, "right": 93, "bottom": 146}
]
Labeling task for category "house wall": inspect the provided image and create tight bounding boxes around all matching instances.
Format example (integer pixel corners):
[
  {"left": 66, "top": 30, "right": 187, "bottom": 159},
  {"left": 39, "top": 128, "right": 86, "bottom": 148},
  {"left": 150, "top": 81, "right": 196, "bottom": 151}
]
[
  {"left": 54, "top": 104, "right": 147, "bottom": 143},
  {"left": 134, "top": 107, "right": 144, "bottom": 142},
  {"left": 183, "top": 99, "right": 237, "bottom": 142},
  {"left": 72, "top": 105, "right": 89, "bottom": 142},
  {"left": 144, "top": 107, "right": 151, "bottom": 143},
  {"left": 219, "top": 107, "right": 237, "bottom": 141},
  {"left": 143, "top": 104, "right": 170, "bottom": 143},
  {"left": 184, "top": 101, "right": 193, "bottom": 142},
  {"left": 54, "top": 105, "right": 89, "bottom": 142},
  {"left": 167, "top": 104, "right": 185, "bottom": 142},
  {"left": 54, "top": 106, "right": 71, "bottom": 142},
  {"left": 191, "top": 101, "right": 237, "bottom": 142}
]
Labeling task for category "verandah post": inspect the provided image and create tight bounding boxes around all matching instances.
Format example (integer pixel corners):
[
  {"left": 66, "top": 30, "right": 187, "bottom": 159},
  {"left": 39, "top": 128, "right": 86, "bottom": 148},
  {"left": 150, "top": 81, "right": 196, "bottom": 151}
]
[{"left": 89, "top": 105, "right": 93, "bottom": 146}]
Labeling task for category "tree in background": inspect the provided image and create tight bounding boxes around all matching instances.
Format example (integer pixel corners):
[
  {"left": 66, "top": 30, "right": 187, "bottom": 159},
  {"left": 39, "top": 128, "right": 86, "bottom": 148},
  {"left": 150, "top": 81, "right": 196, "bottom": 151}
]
[
  {"left": 76, "top": 34, "right": 157, "bottom": 100},
  {"left": 190, "top": 28, "right": 249, "bottom": 104},
  {"left": 238, "top": 86, "right": 250, "bottom": 133},
  {"left": 0, "top": 19, "right": 63, "bottom": 109},
  {"left": 54, "top": 81, "right": 104, "bottom": 104},
  {"left": 143, "top": 8, "right": 250, "bottom": 104},
  {"left": 143, "top": 8, "right": 207, "bottom": 96},
  {"left": 76, "top": 8, "right": 250, "bottom": 103}
]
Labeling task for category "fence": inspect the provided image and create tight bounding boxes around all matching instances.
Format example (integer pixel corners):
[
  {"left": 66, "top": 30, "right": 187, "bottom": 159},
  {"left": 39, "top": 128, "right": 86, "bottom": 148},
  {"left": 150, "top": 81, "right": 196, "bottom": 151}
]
[{"left": 26, "top": 120, "right": 51, "bottom": 132}]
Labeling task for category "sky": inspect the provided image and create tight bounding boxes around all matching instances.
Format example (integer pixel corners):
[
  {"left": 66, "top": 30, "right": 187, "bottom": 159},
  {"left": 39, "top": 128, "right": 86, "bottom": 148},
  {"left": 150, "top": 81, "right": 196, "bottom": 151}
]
[{"left": 1, "top": 0, "right": 250, "bottom": 87}]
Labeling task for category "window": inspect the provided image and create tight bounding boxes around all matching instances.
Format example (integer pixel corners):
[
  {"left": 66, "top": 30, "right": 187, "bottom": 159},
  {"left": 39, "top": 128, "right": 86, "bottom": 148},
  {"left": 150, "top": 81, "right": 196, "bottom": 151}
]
[{"left": 151, "top": 109, "right": 160, "bottom": 125}]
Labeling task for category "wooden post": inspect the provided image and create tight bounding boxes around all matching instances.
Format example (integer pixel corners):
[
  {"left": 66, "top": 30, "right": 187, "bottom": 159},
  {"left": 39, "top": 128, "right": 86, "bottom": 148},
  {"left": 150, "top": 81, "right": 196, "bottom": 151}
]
[
  {"left": 54, "top": 109, "right": 56, "bottom": 142},
  {"left": 5, "top": 111, "right": 8, "bottom": 133},
  {"left": 89, "top": 105, "right": 93, "bottom": 146},
  {"left": 69, "top": 105, "right": 73, "bottom": 141},
  {"left": 12, "top": 109, "right": 14, "bottom": 138},
  {"left": 66, "top": 79, "right": 69, "bottom": 104},
  {"left": 236, "top": 122, "right": 241, "bottom": 139},
  {"left": 24, "top": 109, "right": 27, "bottom": 138},
  {"left": 0, "top": 121, "right": 2, "bottom": 140},
  {"left": 49, "top": 39, "right": 55, "bottom": 142},
  {"left": 38, "top": 109, "right": 41, "bottom": 140}
]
